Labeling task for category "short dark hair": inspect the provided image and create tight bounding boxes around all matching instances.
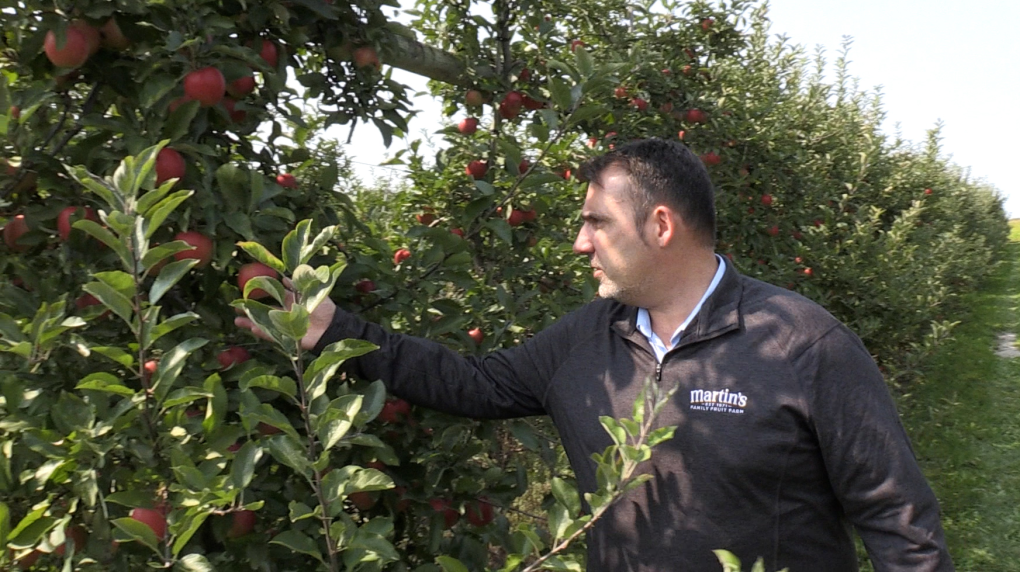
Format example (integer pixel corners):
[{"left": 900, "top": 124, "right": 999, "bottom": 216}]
[{"left": 579, "top": 138, "right": 716, "bottom": 247}]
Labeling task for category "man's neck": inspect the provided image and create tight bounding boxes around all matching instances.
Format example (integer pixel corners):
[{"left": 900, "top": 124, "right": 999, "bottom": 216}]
[{"left": 645, "top": 250, "right": 720, "bottom": 345}]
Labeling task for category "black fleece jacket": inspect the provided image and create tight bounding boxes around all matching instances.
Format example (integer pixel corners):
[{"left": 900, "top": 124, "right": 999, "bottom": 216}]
[{"left": 314, "top": 262, "right": 953, "bottom": 572}]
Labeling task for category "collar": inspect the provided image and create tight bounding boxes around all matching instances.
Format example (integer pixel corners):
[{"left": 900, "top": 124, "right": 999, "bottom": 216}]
[
  {"left": 635, "top": 254, "right": 727, "bottom": 349},
  {"left": 611, "top": 253, "right": 743, "bottom": 351}
]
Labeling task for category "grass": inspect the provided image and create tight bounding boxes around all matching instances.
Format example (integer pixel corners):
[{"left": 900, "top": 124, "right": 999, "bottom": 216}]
[{"left": 892, "top": 221, "right": 1020, "bottom": 570}]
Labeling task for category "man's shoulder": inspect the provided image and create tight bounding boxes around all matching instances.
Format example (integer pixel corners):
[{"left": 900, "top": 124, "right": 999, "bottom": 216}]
[{"left": 735, "top": 274, "right": 846, "bottom": 351}]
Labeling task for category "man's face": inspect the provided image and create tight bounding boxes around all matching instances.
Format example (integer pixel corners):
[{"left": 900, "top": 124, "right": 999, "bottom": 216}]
[{"left": 572, "top": 166, "right": 656, "bottom": 305}]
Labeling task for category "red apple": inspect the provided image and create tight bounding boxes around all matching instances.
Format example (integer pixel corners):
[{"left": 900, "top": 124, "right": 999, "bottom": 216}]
[
  {"left": 518, "top": 67, "right": 531, "bottom": 81},
  {"left": 614, "top": 86, "right": 628, "bottom": 98},
  {"left": 924, "top": 188, "right": 933, "bottom": 195},
  {"left": 416, "top": 212, "right": 436, "bottom": 226},
  {"left": 130, "top": 507, "right": 167, "bottom": 539},
  {"left": 9, "top": 106, "right": 20, "bottom": 120},
  {"left": 257, "top": 422, "right": 282, "bottom": 436},
  {"left": 393, "top": 248, "right": 411, "bottom": 265},
  {"left": 349, "top": 492, "right": 377, "bottom": 511},
  {"left": 168, "top": 96, "right": 193, "bottom": 113},
  {"left": 467, "top": 328, "right": 484, "bottom": 345},
  {"left": 258, "top": 40, "right": 278, "bottom": 68},
  {"left": 803, "top": 267, "right": 813, "bottom": 276},
  {"left": 71, "top": 21, "right": 101, "bottom": 55},
  {"left": 13, "top": 549, "right": 40, "bottom": 570},
  {"left": 659, "top": 102, "right": 674, "bottom": 113},
  {"left": 682, "top": 64, "right": 695, "bottom": 76},
  {"left": 142, "top": 359, "right": 158, "bottom": 384},
  {"left": 700, "top": 152, "right": 721, "bottom": 166},
  {"left": 503, "top": 91, "right": 524, "bottom": 109},
  {"left": 54, "top": 525, "right": 87, "bottom": 556},
  {"left": 767, "top": 225, "right": 780, "bottom": 237},
  {"left": 685, "top": 108, "right": 707, "bottom": 123},
  {"left": 44, "top": 26, "right": 91, "bottom": 68},
  {"left": 631, "top": 97, "right": 648, "bottom": 111},
  {"left": 184, "top": 67, "right": 226, "bottom": 107},
  {"left": 450, "top": 228, "right": 465, "bottom": 237},
  {"left": 238, "top": 262, "right": 278, "bottom": 299},
  {"left": 156, "top": 148, "right": 186, "bottom": 185},
  {"left": 222, "top": 98, "right": 246, "bottom": 122},
  {"left": 217, "top": 346, "right": 251, "bottom": 369},
  {"left": 429, "top": 498, "right": 460, "bottom": 529},
  {"left": 378, "top": 398, "right": 411, "bottom": 423},
  {"left": 465, "top": 89, "right": 484, "bottom": 107},
  {"left": 173, "top": 231, "right": 214, "bottom": 267},
  {"left": 465, "top": 160, "right": 487, "bottom": 179},
  {"left": 761, "top": 194, "right": 773, "bottom": 207},
  {"left": 458, "top": 117, "right": 479, "bottom": 135},
  {"left": 57, "top": 206, "right": 98, "bottom": 241},
  {"left": 508, "top": 209, "right": 530, "bottom": 227},
  {"left": 276, "top": 173, "right": 298, "bottom": 188},
  {"left": 465, "top": 499, "right": 494, "bottom": 526},
  {"left": 353, "top": 46, "right": 381, "bottom": 70},
  {"left": 227, "top": 510, "right": 256, "bottom": 538},
  {"left": 701, "top": 18, "right": 715, "bottom": 31},
  {"left": 522, "top": 95, "right": 544, "bottom": 110},
  {"left": 99, "top": 18, "right": 130, "bottom": 50},
  {"left": 75, "top": 293, "right": 100, "bottom": 310},
  {"left": 570, "top": 39, "right": 585, "bottom": 52},
  {"left": 354, "top": 279, "right": 376, "bottom": 294},
  {"left": 517, "top": 159, "right": 531, "bottom": 175},
  {"left": 4, "top": 214, "right": 29, "bottom": 251},
  {"left": 227, "top": 75, "right": 256, "bottom": 98}
]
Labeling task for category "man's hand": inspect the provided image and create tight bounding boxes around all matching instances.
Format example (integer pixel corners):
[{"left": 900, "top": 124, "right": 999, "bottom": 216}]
[{"left": 234, "top": 289, "right": 338, "bottom": 351}]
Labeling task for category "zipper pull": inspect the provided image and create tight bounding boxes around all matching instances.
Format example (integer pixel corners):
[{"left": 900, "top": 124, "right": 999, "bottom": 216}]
[{"left": 655, "top": 362, "right": 662, "bottom": 382}]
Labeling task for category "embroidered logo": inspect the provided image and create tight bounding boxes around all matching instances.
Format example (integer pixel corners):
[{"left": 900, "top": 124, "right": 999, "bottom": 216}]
[{"left": 689, "top": 388, "right": 747, "bottom": 414}]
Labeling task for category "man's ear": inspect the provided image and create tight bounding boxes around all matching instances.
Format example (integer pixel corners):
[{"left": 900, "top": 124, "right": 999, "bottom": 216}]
[{"left": 650, "top": 205, "right": 677, "bottom": 247}]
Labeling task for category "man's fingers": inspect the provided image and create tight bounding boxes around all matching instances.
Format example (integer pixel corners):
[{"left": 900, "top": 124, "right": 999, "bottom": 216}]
[{"left": 234, "top": 316, "right": 274, "bottom": 342}]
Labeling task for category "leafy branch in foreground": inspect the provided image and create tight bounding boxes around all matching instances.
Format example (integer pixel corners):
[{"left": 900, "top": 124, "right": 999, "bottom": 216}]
[{"left": 438, "top": 377, "right": 678, "bottom": 572}]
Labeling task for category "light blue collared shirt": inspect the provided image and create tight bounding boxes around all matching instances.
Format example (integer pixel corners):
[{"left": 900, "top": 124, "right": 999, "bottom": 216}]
[{"left": 635, "top": 254, "right": 727, "bottom": 362}]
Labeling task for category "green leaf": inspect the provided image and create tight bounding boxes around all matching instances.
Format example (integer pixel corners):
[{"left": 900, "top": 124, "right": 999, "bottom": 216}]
[
  {"left": 345, "top": 468, "right": 393, "bottom": 494},
  {"left": 7, "top": 506, "right": 54, "bottom": 549},
  {"left": 145, "top": 190, "right": 195, "bottom": 238},
  {"left": 600, "top": 416, "right": 627, "bottom": 445},
  {"left": 175, "top": 553, "right": 214, "bottom": 572},
  {"left": 68, "top": 165, "right": 123, "bottom": 211},
  {"left": 435, "top": 554, "right": 471, "bottom": 572},
  {"left": 141, "top": 242, "right": 191, "bottom": 272},
  {"left": 93, "top": 270, "right": 136, "bottom": 296},
  {"left": 74, "top": 220, "right": 132, "bottom": 268},
  {"left": 89, "top": 346, "right": 134, "bottom": 368},
  {"left": 487, "top": 219, "right": 513, "bottom": 245},
  {"left": 237, "top": 242, "right": 286, "bottom": 273},
  {"left": 82, "top": 281, "right": 134, "bottom": 326},
  {"left": 0, "top": 502, "right": 8, "bottom": 550},
  {"left": 549, "top": 76, "right": 574, "bottom": 109},
  {"left": 149, "top": 260, "right": 198, "bottom": 304},
  {"left": 76, "top": 372, "right": 135, "bottom": 396},
  {"left": 161, "top": 387, "right": 212, "bottom": 409},
  {"left": 713, "top": 550, "right": 743, "bottom": 572},
  {"left": 551, "top": 477, "right": 581, "bottom": 517},
  {"left": 231, "top": 441, "right": 263, "bottom": 490},
  {"left": 151, "top": 337, "right": 208, "bottom": 402},
  {"left": 148, "top": 312, "right": 200, "bottom": 347},
  {"left": 575, "top": 46, "right": 594, "bottom": 77},
  {"left": 281, "top": 219, "right": 312, "bottom": 272},
  {"left": 317, "top": 394, "right": 362, "bottom": 451},
  {"left": 112, "top": 517, "right": 161, "bottom": 554},
  {"left": 240, "top": 375, "right": 297, "bottom": 400},
  {"left": 170, "top": 511, "right": 211, "bottom": 557},
  {"left": 268, "top": 530, "right": 325, "bottom": 564},
  {"left": 268, "top": 306, "right": 309, "bottom": 341},
  {"left": 266, "top": 434, "right": 311, "bottom": 477},
  {"left": 288, "top": 501, "right": 317, "bottom": 522},
  {"left": 302, "top": 225, "right": 338, "bottom": 265}
]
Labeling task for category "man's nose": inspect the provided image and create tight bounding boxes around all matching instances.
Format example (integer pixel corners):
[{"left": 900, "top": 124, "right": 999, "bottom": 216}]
[{"left": 573, "top": 227, "right": 592, "bottom": 254}]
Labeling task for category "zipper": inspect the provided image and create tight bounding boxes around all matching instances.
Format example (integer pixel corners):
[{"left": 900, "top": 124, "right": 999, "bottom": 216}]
[{"left": 655, "top": 362, "right": 662, "bottom": 382}]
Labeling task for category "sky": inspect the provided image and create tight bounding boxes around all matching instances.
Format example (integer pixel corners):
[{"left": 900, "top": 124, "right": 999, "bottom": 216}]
[{"left": 338, "top": 0, "right": 1020, "bottom": 217}]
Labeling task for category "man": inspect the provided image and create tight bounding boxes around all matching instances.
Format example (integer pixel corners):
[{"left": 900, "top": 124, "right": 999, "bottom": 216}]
[{"left": 237, "top": 138, "right": 953, "bottom": 571}]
